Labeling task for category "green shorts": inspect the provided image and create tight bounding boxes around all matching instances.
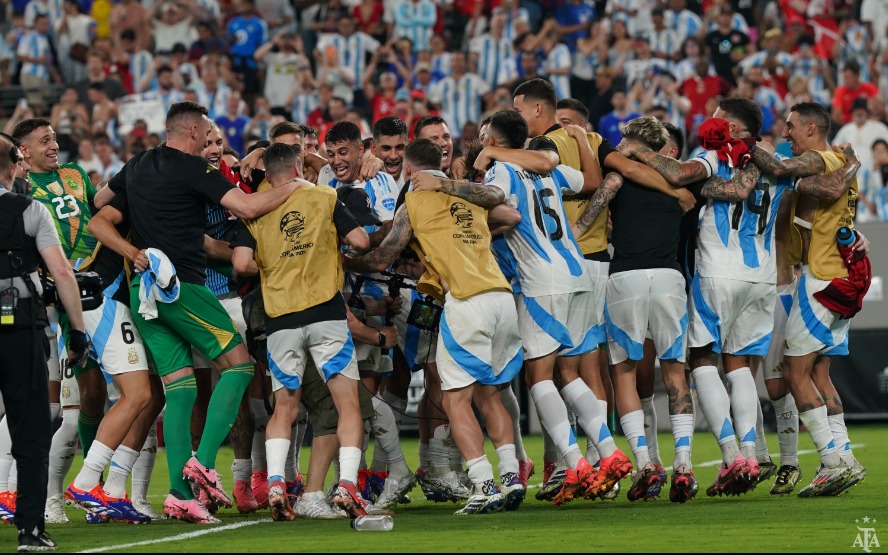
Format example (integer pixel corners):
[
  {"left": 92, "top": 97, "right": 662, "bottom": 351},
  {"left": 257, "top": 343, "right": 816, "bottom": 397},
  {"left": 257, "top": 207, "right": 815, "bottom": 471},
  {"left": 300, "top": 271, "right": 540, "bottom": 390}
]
[
  {"left": 301, "top": 361, "right": 374, "bottom": 437},
  {"left": 130, "top": 276, "right": 243, "bottom": 376},
  {"left": 57, "top": 311, "right": 100, "bottom": 377}
]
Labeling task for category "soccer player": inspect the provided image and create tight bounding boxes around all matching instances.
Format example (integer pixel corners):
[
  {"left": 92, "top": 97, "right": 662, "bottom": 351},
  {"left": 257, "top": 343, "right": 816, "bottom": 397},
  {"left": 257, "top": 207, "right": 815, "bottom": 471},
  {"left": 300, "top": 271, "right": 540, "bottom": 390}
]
[
  {"left": 349, "top": 138, "right": 526, "bottom": 515},
  {"left": 414, "top": 116, "right": 454, "bottom": 177},
  {"left": 371, "top": 117, "right": 408, "bottom": 190},
  {"left": 749, "top": 102, "right": 866, "bottom": 496},
  {"left": 90, "top": 101, "right": 302, "bottom": 523},
  {"left": 571, "top": 117, "right": 695, "bottom": 503},
  {"left": 421, "top": 110, "right": 616, "bottom": 505},
  {"left": 232, "top": 143, "right": 370, "bottom": 520}
]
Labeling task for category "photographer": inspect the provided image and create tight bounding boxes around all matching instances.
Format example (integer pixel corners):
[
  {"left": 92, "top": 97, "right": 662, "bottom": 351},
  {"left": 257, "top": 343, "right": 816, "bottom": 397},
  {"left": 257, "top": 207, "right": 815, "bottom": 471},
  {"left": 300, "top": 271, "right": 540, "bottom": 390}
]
[{"left": 0, "top": 134, "right": 88, "bottom": 551}]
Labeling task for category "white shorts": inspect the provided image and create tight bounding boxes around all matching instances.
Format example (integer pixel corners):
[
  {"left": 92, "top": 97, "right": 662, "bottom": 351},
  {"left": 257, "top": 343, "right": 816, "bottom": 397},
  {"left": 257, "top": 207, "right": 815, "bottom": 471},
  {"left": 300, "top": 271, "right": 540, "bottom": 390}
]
[
  {"left": 688, "top": 275, "right": 775, "bottom": 356},
  {"left": 266, "top": 319, "right": 360, "bottom": 392},
  {"left": 436, "top": 291, "right": 523, "bottom": 391},
  {"left": 84, "top": 299, "right": 149, "bottom": 377},
  {"left": 517, "top": 290, "right": 599, "bottom": 360},
  {"left": 46, "top": 307, "right": 61, "bottom": 382},
  {"left": 192, "top": 296, "right": 249, "bottom": 369},
  {"left": 394, "top": 288, "right": 438, "bottom": 371},
  {"left": 604, "top": 269, "right": 688, "bottom": 365},
  {"left": 579, "top": 259, "right": 609, "bottom": 353},
  {"left": 60, "top": 362, "right": 80, "bottom": 408},
  {"left": 784, "top": 268, "right": 851, "bottom": 357},
  {"left": 760, "top": 278, "right": 797, "bottom": 381}
]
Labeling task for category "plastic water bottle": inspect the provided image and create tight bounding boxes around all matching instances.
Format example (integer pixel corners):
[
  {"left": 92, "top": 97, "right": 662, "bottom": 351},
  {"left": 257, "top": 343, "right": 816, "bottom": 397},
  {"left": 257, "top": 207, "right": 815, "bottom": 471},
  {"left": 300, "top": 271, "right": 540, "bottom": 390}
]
[
  {"left": 351, "top": 515, "right": 394, "bottom": 531},
  {"left": 836, "top": 226, "right": 855, "bottom": 246}
]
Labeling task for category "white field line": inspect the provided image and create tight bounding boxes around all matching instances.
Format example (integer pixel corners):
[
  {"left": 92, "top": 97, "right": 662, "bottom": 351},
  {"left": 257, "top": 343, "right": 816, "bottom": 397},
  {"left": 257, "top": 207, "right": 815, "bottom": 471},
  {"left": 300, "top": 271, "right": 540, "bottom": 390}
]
[{"left": 78, "top": 519, "right": 267, "bottom": 553}]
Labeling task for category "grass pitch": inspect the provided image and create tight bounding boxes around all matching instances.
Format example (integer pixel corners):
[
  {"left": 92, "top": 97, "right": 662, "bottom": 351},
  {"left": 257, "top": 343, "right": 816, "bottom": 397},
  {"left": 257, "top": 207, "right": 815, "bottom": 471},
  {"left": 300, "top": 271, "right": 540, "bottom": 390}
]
[{"left": 1, "top": 425, "right": 883, "bottom": 553}]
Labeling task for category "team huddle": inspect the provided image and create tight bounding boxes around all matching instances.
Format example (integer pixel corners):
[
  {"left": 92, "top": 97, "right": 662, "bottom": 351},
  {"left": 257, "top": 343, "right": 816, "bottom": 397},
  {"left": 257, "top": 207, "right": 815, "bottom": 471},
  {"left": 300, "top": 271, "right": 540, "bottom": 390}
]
[{"left": 0, "top": 76, "right": 870, "bottom": 527}]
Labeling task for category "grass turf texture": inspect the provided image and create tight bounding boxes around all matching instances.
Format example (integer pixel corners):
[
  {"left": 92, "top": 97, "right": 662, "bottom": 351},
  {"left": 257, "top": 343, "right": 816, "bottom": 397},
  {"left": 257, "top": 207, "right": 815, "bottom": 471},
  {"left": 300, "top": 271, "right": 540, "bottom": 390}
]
[{"left": 3, "top": 425, "right": 883, "bottom": 553}]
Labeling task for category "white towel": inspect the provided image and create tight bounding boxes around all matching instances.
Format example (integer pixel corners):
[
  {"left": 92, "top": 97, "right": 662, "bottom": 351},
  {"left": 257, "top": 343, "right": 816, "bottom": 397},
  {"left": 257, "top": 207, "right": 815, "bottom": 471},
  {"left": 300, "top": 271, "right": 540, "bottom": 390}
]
[{"left": 138, "top": 248, "right": 180, "bottom": 320}]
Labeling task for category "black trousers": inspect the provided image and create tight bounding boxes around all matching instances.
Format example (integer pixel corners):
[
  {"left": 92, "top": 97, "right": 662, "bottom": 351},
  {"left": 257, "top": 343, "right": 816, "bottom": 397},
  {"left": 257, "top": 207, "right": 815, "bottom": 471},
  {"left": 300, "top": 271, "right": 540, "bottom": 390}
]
[{"left": 0, "top": 327, "right": 51, "bottom": 533}]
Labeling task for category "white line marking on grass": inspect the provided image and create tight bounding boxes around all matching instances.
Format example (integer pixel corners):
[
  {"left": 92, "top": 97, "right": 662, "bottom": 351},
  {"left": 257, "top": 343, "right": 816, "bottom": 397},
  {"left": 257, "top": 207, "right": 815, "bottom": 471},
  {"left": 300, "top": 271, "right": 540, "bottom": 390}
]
[{"left": 78, "top": 519, "right": 267, "bottom": 553}]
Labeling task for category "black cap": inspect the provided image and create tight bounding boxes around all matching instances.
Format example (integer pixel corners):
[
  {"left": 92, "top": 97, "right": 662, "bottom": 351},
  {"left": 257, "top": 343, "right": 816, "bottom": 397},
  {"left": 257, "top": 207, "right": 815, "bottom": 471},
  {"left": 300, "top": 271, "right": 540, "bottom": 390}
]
[
  {"left": 171, "top": 42, "right": 188, "bottom": 54},
  {"left": 852, "top": 97, "right": 869, "bottom": 112},
  {"left": 337, "top": 186, "right": 382, "bottom": 226}
]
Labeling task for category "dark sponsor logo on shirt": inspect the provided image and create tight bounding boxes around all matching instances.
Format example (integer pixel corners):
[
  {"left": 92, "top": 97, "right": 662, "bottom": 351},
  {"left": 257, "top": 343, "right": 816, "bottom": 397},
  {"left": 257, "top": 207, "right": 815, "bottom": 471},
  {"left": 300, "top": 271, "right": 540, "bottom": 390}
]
[
  {"left": 450, "top": 202, "right": 481, "bottom": 243},
  {"left": 279, "top": 210, "right": 314, "bottom": 256}
]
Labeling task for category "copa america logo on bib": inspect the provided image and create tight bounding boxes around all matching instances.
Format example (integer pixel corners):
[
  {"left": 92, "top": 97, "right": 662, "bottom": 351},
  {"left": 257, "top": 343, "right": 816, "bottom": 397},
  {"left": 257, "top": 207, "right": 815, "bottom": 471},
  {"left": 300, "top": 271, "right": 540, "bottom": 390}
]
[{"left": 853, "top": 516, "right": 880, "bottom": 553}]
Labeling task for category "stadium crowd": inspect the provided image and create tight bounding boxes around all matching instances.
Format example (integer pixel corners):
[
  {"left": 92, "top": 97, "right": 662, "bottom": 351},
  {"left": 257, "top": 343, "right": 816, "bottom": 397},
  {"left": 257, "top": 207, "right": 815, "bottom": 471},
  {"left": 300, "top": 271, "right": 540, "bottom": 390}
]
[{"left": 0, "top": 0, "right": 880, "bottom": 550}]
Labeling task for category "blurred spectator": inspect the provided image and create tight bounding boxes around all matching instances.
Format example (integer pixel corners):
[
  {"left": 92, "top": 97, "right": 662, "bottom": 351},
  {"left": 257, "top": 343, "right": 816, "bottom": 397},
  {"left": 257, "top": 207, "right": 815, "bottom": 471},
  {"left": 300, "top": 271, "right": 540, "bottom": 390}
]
[
  {"left": 256, "top": 0, "right": 295, "bottom": 36},
  {"left": 246, "top": 96, "right": 274, "bottom": 139},
  {"left": 833, "top": 98, "right": 888, "bottom": 182},
  {"left": 746, "top": 66, "right": 784, "bottom": 132},
  {"left": 789, "top": 35, "right": 833, "bottom": 104},
  {"left": 94, "top": 134, "right": 125, "bottom": 179},
  {"left": 648, "top": 7, "right": 681, "bottom": 60},
  {"left": 681, "top": 57, "right": 731, "bottom": 131},
  {"left": 256, "top": 30, "right": 308, "bottom": 113},
  {"left": 606, "top": 0, "right": 654, "bottom": 39},
  {"left": 858, "top": 138, "right": 888, "bottom": 222},
  {"left": 55, "top": 0, "right": 96, "bottom": 84},
  {"left": 306, "top": 82, "right": 335, "bottom": 130},
  {"left": 494, "top": 0, "right": 531, "bottom": 41},
  {"left": 702, "top": 0, "right": 750, "bottom": 37},
  {"left": 24, "top": 0, "right": 61, "bottom": 30},
  {"left": 672, "top": 36, "right": 707, "bottom": 84},
  {"left": 623, "top": 39, "right": 669, "bottom": 88},
  {"left": 664, "top": 0, "right": 702, "bottom": 42},
  {"left": 216, "top": 90, "right": 251, "bottom": 155},
  {"left": 190, "top": 21, "right": 227, "bottom": 61},
  {"left": 311, "top": 0, "right": 351, "bottom": 37},
  {"left": 17, "top": 14, "right": 60, "bottom": 110},
  {"left": 87, "top": 81, "right": 117, "bottom": 136},
  {"left": 861, "top": 0, "right": 888, "bottom": 47},
  {"left": 316, "top": 41, "right": 355, "bottom": 105},
  {"left": 365, "top": 71, "right": 400, "bottom": 123},
  {"left": 429, "top": 34, "right": 451, "bottom": 82},
  {"left": 835, "top": 18, "right": 872, "bottom": 84},
  {"left": 605, "top": 19, "right": 634, "bottom": 68},
  {"left": 197, "top": 60, "right": 237, "bottom": 118},
  {"left": 287, "top": 68, "right": 321, "bottom": 124},
  {"left": 227, "top": 0, "right": 268, "bottom": 95},
  {"left": 393, "top": 0, "right": 436, "bottom": 53},
  {"left": 353, "top": 0, "right": 386, "bottom": 40},
  {"left": 469, "top": 11, "right": 518, "bottom": 88},
  {"left": 91, "top": 0, "right": 113, "bottom": 40},
  {"left": 110, "top": 0, "right": 151, "bottom": 52},
  {"left": 76, "top": 137, "right": 102, "bottom": 175},
  {"left": 154, "top": 64, "right": 186, "bottom": 112},
  {"left": 704, "top": 5, "right": 751, "bottom": 84},
  {"left": 152, "top": 0, "right": 197, "bottom": 54},
  {"left": 571, "top": 20, "right": 605, "bottom": 108},
  {"left": 318, "top": 96, "right": 349, "bottom": 144},
  {"left": 738, "top": 28, "right": 794, "bottom": 75},
  {"left": 50, "top": 85, "right": 90, "bottom": 161},
  {"left": 316, "top": 14, "right": 380, "bottom": 105},
  {"left": 832, "top": 60, "right": 880, "bottom": 124},
  {"left": 553, "top": 0, "right": 596, "bottom": 52},
  {"left": 431, "top": 50, "right": 491, "bottom": 140},
  {"left": 587, "top": 65, "right": 617, "bottom": 132},
  {"left": 77, "top": 51, "right": 127, "bottom": 109},
  {"left": 598, "top": 88, "right": 641, "bottom": 145},
  {"left": 412, "top": 61, "right": 434, "bottom": 95},
  {"left": 540, "top": 29, "right": 571, "bottom": 99},
  {"left": 118, "top": 29, "right": 154, "bottom": 93}
]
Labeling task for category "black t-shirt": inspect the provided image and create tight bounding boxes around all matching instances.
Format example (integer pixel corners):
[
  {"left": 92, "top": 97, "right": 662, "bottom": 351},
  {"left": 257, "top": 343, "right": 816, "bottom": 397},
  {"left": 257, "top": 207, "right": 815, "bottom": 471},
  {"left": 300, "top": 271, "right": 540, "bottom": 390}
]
[
  {"left": 677, "top": 181, "right": 705, "bottom": 289},
  {"left": 528, "top": 126, "right": 617, "bottom": 261},
  {"left": 608, "top": 179, "right": 682, "bottom": 275},
  {"left": 89, "top": 189, "right": 132, "bottom": 305},
  {"left": 109, "top": 146, "right": 236, "bottom": 284},
  {"left": 704, "top": 29, "right": 750, "bottom": 83}
]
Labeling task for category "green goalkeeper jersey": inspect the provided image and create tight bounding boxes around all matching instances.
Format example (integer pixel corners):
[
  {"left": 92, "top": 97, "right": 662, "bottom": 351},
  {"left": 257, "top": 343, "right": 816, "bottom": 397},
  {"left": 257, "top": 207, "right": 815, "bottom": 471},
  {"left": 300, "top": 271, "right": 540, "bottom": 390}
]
[{"left": 29, "top": 163, "right": 98, "bottom": 264}]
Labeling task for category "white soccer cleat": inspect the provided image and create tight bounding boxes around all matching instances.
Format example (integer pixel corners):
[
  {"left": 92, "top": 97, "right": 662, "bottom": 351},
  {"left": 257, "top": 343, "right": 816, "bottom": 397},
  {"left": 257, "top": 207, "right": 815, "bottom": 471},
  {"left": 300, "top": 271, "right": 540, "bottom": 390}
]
[
  {"left": 132, "top": 498, "right": 163, "bottom": 521},
  {"left": 294, "top": 491, "right": 347, "bottom": 520},
  {"left": 44, "top": 495, "right": 68, "bottom": 524},
  {"left": 426, "top": 471, "right": 471, "bottom": 501},
  {"left": 375, "top": 473, "right": 418, "bottom": 509}
]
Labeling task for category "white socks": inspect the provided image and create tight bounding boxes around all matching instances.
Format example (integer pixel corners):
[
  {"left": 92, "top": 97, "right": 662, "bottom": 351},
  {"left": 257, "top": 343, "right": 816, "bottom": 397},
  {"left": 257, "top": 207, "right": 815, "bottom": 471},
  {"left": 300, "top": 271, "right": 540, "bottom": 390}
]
[
  {"left": 466, "top": 455, "right": 494, "bottom": 493},
  {"left": 132, "top": 420, "right": 157, "bottom": 501},
  {"left": 530, "top": 380, "right": 581, "bottom": 468},
  {"left": 75, "top": 440, "right": 115, "bottom": 491},
  {"left": 725, "top": 368, "right": 758, "bottom": 459},
  {"left": 561, "top": 378, "right": 616, "bottom": 458},
  {"left": 692, "top": 366, "right": 740, "bottom": 463},
  {"left": 339, "top": 446, "right": 362, "bottom": 485},
  {"left": 104, "top": 446, "right": 139, "bottom": 499},
  {"left": 827, "top": 413, "right": 854, "bottom": 464},
  {"left": 495, "top": 444, "right": 519, "bottom": 477},
  {"left": 620, "top": 410, "right": 651, "bottom": 468},
  {"left": 799, "top": 406, "right": 841, "bottom": 467},
  {"left": 669, "top": 413, "right": 694, "bottom": 469},
  {"left": 0, "top": 416, "right": 13, "bottom": 491},
  {"left": 772, "top": 392, "right": 799, "bottom": 467},
  {"left": 47, "top": 409, "right": 79, "bottom": 498},
  {"left": 265, "top": 438, "right": 290, "bottom": 481},
  {"left": 641, "top": 395, "right": 662, "bottom": 466}
]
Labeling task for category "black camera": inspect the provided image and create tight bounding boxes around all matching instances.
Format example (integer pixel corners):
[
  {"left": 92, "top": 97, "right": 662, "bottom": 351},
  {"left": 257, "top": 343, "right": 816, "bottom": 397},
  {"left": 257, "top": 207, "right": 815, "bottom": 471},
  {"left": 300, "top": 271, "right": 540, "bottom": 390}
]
[{"left": 43, "top": 271, "right": 104, "bottom": 312}]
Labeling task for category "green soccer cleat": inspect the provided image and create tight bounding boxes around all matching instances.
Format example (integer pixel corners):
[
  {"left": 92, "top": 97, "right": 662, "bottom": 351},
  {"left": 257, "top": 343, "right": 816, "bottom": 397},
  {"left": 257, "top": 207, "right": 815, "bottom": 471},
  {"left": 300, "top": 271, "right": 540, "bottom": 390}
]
[{"left": 770, "top": 465, "right": 802, "bottom": 495}]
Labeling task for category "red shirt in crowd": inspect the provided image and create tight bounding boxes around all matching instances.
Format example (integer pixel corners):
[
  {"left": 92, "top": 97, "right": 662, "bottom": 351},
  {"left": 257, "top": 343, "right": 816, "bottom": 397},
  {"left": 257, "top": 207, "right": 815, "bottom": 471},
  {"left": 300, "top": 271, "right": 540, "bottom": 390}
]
[
  {"left": 833, "top": 81, "right": 880, "bottom": 123},
  {"left": 680, "top": 74, "right": 732, "bottom": 131}
]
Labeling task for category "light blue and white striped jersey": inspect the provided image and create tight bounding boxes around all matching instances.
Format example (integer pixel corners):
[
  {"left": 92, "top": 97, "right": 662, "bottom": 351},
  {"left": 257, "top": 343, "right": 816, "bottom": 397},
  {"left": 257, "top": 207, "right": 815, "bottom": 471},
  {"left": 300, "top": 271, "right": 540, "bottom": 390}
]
[
  {"left": 156, "top": 88, "right": 185, "bottom": 114},
  {"left": 494, "top": 6, "right": 530, "bottom": 41},
  {"left": 790, "top": 57, "right": 828, "bottom": 96},
  {"left": 738, "top": 50, "right": 794, "bottom": 75},
  {"left": 705, "top": 13, "right": 750, "bottom": 35},
  {"left": 291, "top": 90, "right": 319, "bottom": 125},
  {"left": 394, "top": 0, "right": 436, "bottom": 52},
  {"left": 663, "top": 9, "right": 702, "bottom": 41},
  {"left": 837, "top": 24, "right": 872, "bottom": 84},
  {"left": 430, "top": 52, "right": 451, "bottom": 83},
  {"left": 858, "top": 166, "right": 888, "bottom": 222},
  {"left": 130, "top": 50, "right": 155, "bottom": 93},
  {"left": 316, "top": 32, "right": 380, "bottom": 90},
  {"left": 485, "top": 161, "right": 593, "bottom": 297},
  {"left": 198, "top": 84, "right": 234, "bottom": 120},
  {"left": 431, "top": 73, "right": 491, "bottom": 138},
  {"left": 469, "top": 33, "right": 518, "bottom": 87},
  {"left": 16, "top": 31, "right": 51, "bottom": 81},
  {"left": 648, "top": 28, "right": 681, "bottom": 58},
  {"left": 544, "top": 44, "right": 572, "bottom": 100},
  {"left": 693, "top": 150, "right": 792, "bottom": 284},
  {"left": 754, "top": 86, "right": 785, "bottom": 117}
]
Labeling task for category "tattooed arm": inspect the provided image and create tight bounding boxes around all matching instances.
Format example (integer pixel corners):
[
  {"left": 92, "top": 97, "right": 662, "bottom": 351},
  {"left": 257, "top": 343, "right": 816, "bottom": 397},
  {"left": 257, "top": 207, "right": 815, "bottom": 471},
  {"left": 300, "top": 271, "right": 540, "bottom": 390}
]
[
  {"left": 620, "top": 145, "right": 709, "bottom": 186},
  {"left": 794, "top": 145, "right": 860, "bottom": 202},
  {"left": 701, "top": 163, "right": 762, "bottom": 202},
  {"left": 367, "top": 220, "right": 393, "bottom": 249},
  {"left": 345, "top": 207, "right": 413, "bottom": 273},
  {"left": 751, "top": 148, "right": 825, "bottom": 178},
  {"left": 572, "top": 173, "right": 624, "bottom": 237},
  {"left": 411, "top": 171, "right": 505, "bottom": 208}
]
